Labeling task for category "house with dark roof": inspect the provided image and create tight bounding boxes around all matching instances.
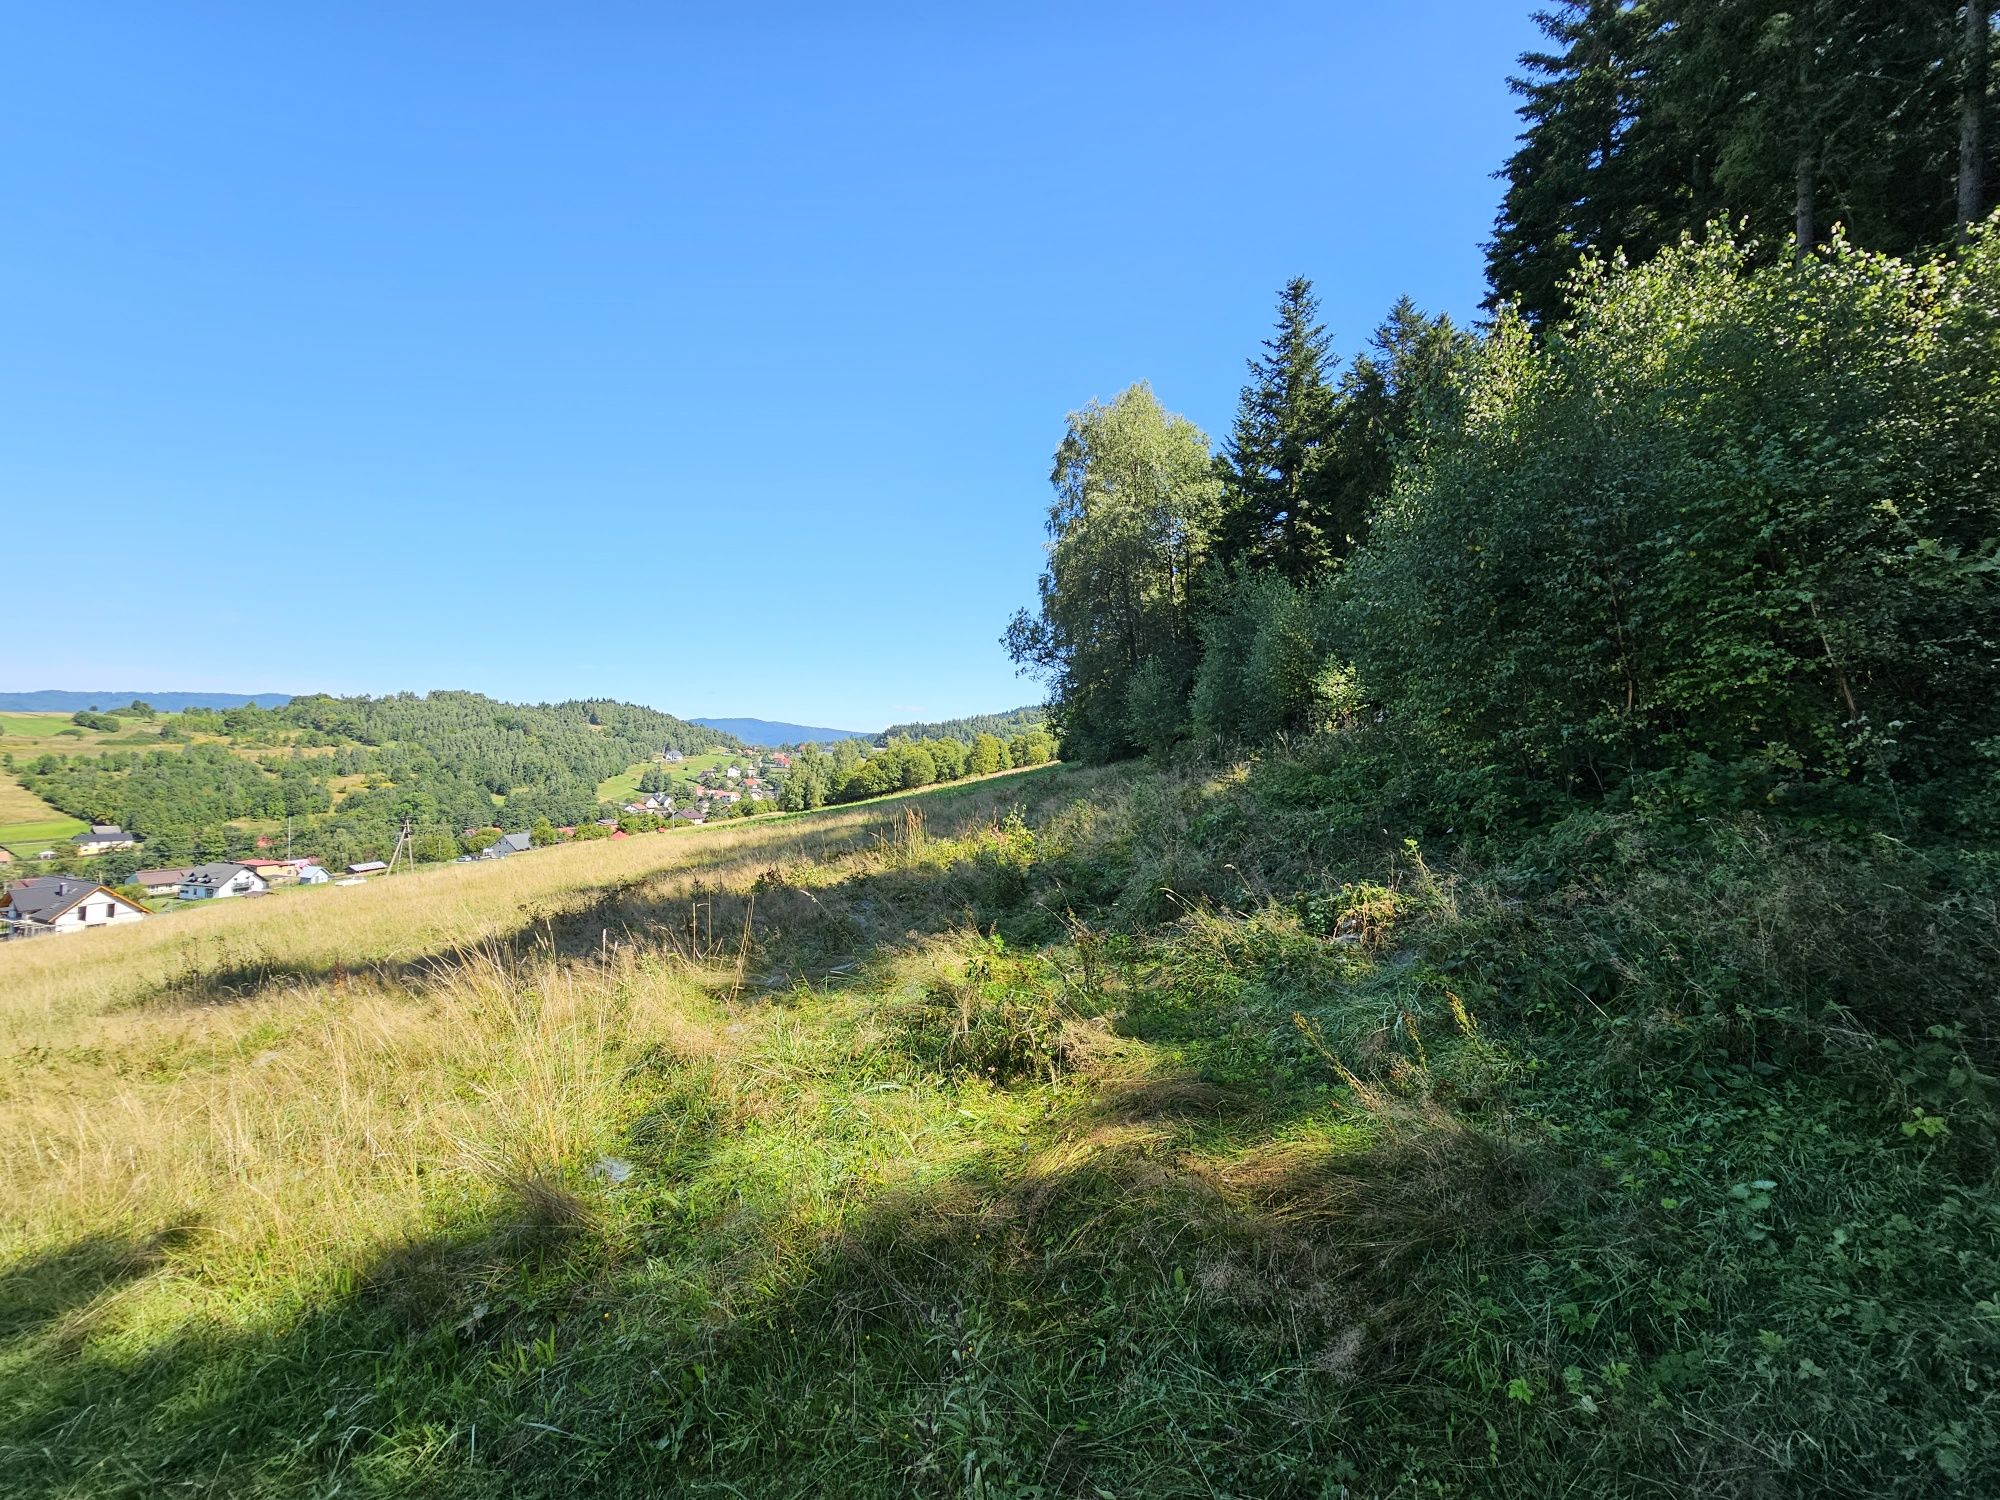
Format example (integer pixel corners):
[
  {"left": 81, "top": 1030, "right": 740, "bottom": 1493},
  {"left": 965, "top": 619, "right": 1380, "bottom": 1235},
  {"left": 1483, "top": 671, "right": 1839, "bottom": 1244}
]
[
  {"left": 72, "top": 825, "right": 141, "bottom": 855},
  {"left": 482, "top": 831, "right": 534, "bottom": 859},
  {"left": 177, "top": 863, "right": 268, "bottom": 901},
  {"left": 2, "top": 877, "right": 148, "bottom": 938}
]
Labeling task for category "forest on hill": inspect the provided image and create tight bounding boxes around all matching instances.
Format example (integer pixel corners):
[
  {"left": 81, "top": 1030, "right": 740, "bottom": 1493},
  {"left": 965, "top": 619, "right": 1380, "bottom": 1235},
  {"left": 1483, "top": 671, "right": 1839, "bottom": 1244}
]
[
  {"left": 6, "top": 692, "right": 741, "bottom": 870},
  {"left": 876, "top": 704, "right": 1047, "bottom": 745}
]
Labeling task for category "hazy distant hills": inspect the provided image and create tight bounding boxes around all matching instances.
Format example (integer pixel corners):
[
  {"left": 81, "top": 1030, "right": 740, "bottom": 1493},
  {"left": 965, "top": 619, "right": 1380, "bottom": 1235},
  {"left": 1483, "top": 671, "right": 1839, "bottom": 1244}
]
[
  {"left": 690, "top": 717, "right": 873, "bottom": 746},
  {"left": 0, "top": 690, "right": 295, "bottom": 712}
]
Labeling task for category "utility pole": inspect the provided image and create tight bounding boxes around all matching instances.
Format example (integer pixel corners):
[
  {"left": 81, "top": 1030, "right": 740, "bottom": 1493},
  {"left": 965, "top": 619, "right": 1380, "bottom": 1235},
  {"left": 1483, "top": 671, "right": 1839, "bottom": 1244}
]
[{"left": 386, "top": 816, "right": 413, "bottom": 875}]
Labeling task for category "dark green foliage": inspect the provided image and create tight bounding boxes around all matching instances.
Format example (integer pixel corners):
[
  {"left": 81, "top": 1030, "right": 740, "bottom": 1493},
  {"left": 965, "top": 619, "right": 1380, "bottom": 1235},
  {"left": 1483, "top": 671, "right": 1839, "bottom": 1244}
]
[
  {"left": 1019, "top": 295, "right": 1463, "bottom": 764},
  {"left": 892, "top": 938, "right": 1077, "bottom": 1084},
  {"left": 1215, "top": 277, "right": 1341, "bottom": 577},
  {"left": 1188, "top": 568, "right": 1347, "bottom": 746},
  {"left": 799, "top": 729, "right": 1056, "bottom": 809},
  {"left": 1489, "top": 0, "right": 1979, "bottom": 322}
]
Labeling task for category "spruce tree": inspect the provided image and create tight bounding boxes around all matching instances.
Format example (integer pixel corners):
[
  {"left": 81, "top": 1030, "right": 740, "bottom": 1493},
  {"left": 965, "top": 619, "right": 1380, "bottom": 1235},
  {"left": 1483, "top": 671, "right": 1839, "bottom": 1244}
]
[
  {"left": 1488, "top": 1, "right": 1970, "bottom": 321},
  {"left": 1486, "top": 1, "right": 1688, "bottom": 324},
  {"left": 1322, "top": 298, "right": 1470, "bottom": 556},
  {"left": 1215, "top": 278, "right": 1337, "bottom": 580}
]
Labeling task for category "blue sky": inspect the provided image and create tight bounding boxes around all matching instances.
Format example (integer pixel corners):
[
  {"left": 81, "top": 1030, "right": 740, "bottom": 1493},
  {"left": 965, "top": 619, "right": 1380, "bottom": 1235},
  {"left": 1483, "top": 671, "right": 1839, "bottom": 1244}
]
[{"left": 3, "top": 2, "right": 1542, "bottom": 731}]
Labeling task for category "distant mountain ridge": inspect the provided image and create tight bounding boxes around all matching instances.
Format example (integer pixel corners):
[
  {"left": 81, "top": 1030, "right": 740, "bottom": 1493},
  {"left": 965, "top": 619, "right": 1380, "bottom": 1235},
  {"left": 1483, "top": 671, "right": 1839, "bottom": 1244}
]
[
  {"left": 690, "top": 717, "right": 873, "bottom": 746},
  {"left": 0, "top": 690, "right": 295, "bottom": 712}
]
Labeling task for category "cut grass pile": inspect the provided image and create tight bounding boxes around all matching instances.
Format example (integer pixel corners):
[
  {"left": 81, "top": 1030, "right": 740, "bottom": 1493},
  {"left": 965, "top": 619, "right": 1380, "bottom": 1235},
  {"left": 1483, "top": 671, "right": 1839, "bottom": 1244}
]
[{"left": 0, "top": 751, "right": 1993, "bottom": 1497}]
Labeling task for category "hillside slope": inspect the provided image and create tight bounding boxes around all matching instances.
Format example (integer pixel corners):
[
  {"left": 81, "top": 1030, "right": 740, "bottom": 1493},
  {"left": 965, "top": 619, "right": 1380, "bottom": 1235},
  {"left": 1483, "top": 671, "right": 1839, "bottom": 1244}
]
[{"left": 0, "top": 751, "right": 1992, "bottom": 1497}]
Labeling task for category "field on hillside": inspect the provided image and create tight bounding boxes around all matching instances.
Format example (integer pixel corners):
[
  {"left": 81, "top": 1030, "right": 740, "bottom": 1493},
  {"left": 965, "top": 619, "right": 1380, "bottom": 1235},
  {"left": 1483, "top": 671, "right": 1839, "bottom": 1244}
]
[
  {"left": 0, "top": 770, "right": 87, "bottom": 859},
  {"left": 1, "top": 753, "right": 1993, "bottom": 1497},
  {"left": 595, "top": 751, "right": 740, "bottom": 805},
  {"left": 0, "top": 710, "right": 159, "bottom": 751}
]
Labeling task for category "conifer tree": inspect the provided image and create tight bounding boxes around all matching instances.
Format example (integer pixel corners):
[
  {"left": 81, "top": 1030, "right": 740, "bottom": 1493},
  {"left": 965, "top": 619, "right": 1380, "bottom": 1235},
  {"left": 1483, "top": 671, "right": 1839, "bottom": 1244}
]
[
  {"left": 1215, "top": 278, "right": 1337, "bottom": 579},
  {"left": 1488, "top": 1, "right": 1971, "bottom": 321}
]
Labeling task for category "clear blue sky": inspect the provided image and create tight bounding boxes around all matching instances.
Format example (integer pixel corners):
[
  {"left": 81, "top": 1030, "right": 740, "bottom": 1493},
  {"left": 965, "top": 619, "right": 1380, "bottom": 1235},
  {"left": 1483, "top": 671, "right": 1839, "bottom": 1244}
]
[{"left": 3, "top": 2, "right": 1542, "bottom": 731}]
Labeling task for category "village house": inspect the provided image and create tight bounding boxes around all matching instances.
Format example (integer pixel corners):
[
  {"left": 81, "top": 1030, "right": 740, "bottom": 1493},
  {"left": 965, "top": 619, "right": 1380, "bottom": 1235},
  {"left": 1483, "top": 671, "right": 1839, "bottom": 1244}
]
[
  {"left": 177, "top": 862, "right": 269, "bottom": 900},
  {"left": 297, "top": 864, "right": 330, "bottom": 885},
  {"left": 482, "top": 831, "right": 533, "bottom": 858},
  {"left": 238, "top": 857, "right": 304, "bottom": 886},
  {"left": 2, "top": 877, "right": 148, "bottom": 938},
  {"left": 132, "top": 866, "right": 196, "bottom": 897},
  {"left": 72, "top": 825, "right": 141, "bottom": 855},
  {"left": 346, "top": 860, "right": 388, "bottom": 876},
  {"left": 663, "top": 750, "right": 685, "bottom": 764}
]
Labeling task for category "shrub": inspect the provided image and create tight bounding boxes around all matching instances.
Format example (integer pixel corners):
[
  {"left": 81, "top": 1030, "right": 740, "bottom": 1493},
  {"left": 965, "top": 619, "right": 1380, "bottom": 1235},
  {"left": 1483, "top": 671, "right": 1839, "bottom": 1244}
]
[{"left": 1345, "top": 226, "right": 2000, "bottom": 814}]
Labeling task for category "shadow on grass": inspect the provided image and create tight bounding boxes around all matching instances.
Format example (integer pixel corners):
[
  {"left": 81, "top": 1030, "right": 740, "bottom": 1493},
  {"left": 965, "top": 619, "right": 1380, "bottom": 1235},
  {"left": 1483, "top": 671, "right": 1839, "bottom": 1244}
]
[
  {"left": 0, "top": 1076, "right": 1586, "bottom": 1499},
  {"left": 0, "top": 1223, "right": 196, "bottom": 1343},
  {"left": 137, "top": 767, "right": 1089, "bottom": 1008}
]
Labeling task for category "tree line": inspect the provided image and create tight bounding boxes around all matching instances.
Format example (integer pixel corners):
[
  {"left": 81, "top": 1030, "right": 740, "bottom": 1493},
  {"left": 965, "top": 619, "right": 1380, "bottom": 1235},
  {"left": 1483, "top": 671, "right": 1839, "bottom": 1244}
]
[
  {"left": 1009, "top": 7, "right": 2000, "bottom": 832},
  {"left": 875, "top": 706, "right": 1048, "bottom": 745},
  {"left": 778, "top": 729, "right": 1057, "bottom": 811}
]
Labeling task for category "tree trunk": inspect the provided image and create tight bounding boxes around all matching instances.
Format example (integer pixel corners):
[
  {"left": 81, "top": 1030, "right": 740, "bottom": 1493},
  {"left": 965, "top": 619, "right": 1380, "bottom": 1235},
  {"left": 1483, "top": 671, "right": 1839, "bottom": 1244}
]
[
  {"left": 1795, "top": 151, "right": 1817, "bottom": 262},
  {"left": 1962, "top": 1, "right": 1990, "bottom": 236}
]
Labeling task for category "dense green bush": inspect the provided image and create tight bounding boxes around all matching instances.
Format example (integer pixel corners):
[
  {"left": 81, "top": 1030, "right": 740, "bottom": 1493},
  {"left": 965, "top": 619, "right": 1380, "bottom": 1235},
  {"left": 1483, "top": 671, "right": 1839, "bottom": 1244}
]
[{"left": 1345, "top": 228, "right": 2000, "bottom": 812}]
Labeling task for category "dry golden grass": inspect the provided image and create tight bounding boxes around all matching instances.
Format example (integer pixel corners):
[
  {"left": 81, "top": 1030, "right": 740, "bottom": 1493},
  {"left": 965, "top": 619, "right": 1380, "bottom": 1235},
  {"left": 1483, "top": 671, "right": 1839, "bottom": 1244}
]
[
  {"left": 0, "top": 771, "right": 70, "bottom": 826},
  {"left": 0, "top": 767, "right": 1073, "bottom": 1322}
]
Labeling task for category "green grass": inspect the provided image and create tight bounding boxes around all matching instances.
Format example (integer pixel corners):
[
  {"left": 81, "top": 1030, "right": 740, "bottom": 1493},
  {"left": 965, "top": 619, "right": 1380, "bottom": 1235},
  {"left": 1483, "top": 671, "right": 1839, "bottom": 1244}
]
[
  {"left": 596, "top": 751, "right": 748, "bottom": 805},
  {"left": 0, "top": 713, "right": 74, "bottom": 737},
  {"left": 0, "top": 751, "right": 1992, "bottom": 1497},
  {"left": 0, "top": 710, "right": 153, "bottom": 759},
  {"left": 0, "top": 817, "right": 88, "bottom": 862}
]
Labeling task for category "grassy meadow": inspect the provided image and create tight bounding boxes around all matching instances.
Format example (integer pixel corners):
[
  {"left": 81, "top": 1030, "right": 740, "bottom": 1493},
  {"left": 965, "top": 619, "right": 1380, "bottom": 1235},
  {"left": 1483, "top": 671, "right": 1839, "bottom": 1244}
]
[
  {"left": 0, "top": 711, "right": 162, "bottom": 757},
  {"left": 595, "top": 752, "right": 742, "bottom": 806},
  {"left": 0, "top": 752, "right": 1992, "bottom": 1498},
  {"left": 0, "top": 770, "right": 86, "bottom": 861}
]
